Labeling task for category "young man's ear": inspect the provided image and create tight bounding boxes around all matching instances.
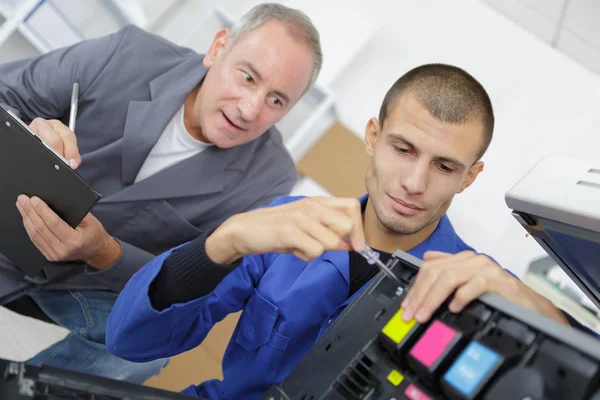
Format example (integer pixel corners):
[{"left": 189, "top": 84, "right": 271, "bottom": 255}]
[
  {"left": 458, "top": 161, "right": 484, "bottom": 193},
  {"left": 364, "top": 117, "right": 382, "bottom": 158},
  {"left": 203, "top": 29, "right": 230, "bottom": 69}
]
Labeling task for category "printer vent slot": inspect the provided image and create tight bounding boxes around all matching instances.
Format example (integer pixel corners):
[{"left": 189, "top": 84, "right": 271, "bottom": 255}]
[
  {"left": 334, "top": 354, "right": 378, "bottom": 399},
  {"left": 577, "top": 180, "right": 600, "bottom": 190}
]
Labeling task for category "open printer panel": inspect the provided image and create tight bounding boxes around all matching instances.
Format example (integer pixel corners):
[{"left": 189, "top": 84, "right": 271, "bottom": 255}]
[{"left": 505, "top": 156, "right": 600, "bottom": 311}]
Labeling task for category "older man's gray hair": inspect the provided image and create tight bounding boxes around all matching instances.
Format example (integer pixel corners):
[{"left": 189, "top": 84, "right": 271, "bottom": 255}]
[{"left": 227, "top": 3, "right": 323, "bottom": 93}]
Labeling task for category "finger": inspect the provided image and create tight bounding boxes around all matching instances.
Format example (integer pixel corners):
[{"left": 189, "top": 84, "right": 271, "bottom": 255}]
[
  {"left": 409, "top": 254, "right": 497, "bottom": 321},
  {"left": 401, "top": 266, "right": 442, "bottom": 321},
  {"left": 313, "top": 197, "right": 364, "bottom": 252},
  {"left": 421, "top": 250, "right": 477, "bottom": 268},
  {"left": 423, "top": 250, "right": 453, "bottom": 261},
  {"left": 297, "top": 214, "right": 351, "bottom": 253},
  {"left": 413, "top": 265, "right": 475, "bottom": 322},
  {"left": 29, "top": 196, "right": 75, "bottom": 240},
  {"left": 401, "top": 252, "right": 476, "bottom": 321},
  {"left": 17, "top": 198, "right": 56, "bottom": 260},
  {"left": 50, "top": 119, "right": 81, "bottom": 169},
  {"left": 283, "top": 225, "right": 327, "bottom": 261},
  {"left": 30, "top": 118, "right": 64, "bottom": 156},
  {"left": 299, "top": 199, "right": 356, "bottom": 243},
  {"left": 18, "top": 196, "right": 64, "bottom": 252},
  {"left": 448, "top": 275, "right": 488, "bottom": 313}
]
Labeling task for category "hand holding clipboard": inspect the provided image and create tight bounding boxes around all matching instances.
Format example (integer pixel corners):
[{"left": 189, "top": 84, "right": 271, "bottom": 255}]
[{"left": 0, "top": 100, "right": 108, "bottom": 276}]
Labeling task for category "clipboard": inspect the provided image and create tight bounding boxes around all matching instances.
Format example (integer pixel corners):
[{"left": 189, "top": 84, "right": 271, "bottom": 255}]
[{"left": 0, "top": 107, "right": 101, "bottom": 276}]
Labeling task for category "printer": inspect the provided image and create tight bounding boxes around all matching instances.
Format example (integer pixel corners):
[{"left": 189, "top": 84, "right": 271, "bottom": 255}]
[{"left": 261, "top": 155, "right": 600, "bottom": 400}]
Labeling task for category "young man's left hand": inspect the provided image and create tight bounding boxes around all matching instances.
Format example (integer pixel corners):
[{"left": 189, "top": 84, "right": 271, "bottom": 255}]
[{"left": 400, "top": 250, "right": 569, "bottom": 325}]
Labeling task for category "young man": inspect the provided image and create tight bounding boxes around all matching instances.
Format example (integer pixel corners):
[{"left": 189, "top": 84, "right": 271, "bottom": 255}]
[
  {"left": 107, "top": 64, "right": 570, "bottom": 399},
  {"left": 0, "top": 4, "right": 321, "bottom": 383}
]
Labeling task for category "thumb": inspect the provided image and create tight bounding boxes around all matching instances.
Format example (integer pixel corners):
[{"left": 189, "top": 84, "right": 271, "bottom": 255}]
[
  {"left": 61, "top": 136, "right": 82, "bottom": 169},
  {"left": 423, "top": 250, "right": 451, "bottom": 261},
  {"left": 51, "top": 120, "right": 81, "bottom": 169},
  {"left": 77, "top": 213, "right": 97, "bottom": 228}
]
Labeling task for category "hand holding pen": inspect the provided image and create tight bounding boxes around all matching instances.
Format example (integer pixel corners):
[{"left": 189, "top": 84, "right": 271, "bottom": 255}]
[{"left": 26, "top": 82, "right": 82, "bottom": 169}]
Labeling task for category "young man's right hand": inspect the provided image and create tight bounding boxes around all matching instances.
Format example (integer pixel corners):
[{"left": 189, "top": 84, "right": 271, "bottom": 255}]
[
  {"left": 29, "top": 118, "right": 81, "bottom": 169},
  {"left": 206, "top": 197, "right": 365, "bottom": 264}
]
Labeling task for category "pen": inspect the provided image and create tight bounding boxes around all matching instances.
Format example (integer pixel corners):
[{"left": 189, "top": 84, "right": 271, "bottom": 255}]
[{"left": 69, "top": 82, "right": 79, "bottom": 132}]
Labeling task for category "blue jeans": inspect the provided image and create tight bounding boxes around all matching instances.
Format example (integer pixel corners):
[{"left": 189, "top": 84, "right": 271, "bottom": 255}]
[{"left": 27, "top": 290, "right": 168, "bottom": 384}]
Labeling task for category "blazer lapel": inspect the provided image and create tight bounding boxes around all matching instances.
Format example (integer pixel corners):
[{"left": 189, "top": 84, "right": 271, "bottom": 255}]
[
  {"left": 119, "top": 54, "right": 208, "bottom": 187},
  {"left": 101, "top": 145, "right": 225, "bottom": 203},
  {"left": 120, "top": 96, "right": 186, "bottom": 187}
]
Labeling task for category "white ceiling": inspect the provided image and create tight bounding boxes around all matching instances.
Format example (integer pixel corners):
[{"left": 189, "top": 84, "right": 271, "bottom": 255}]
[{"left": 482, "top": 0, "right": 600, "bottom": 75}]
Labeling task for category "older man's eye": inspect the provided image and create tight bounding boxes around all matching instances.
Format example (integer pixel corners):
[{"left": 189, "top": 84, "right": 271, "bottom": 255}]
[
  {"left": 241, "top": 71, "right": 253, "bottom": 83},
  {"left": 269, "top": 96, "right": 282, "bottom": 107}
]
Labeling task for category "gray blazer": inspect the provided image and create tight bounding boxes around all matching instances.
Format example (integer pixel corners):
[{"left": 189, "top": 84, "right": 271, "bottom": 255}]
[{"left": 0, "top": 25, "right": 298, "bottom": 298}]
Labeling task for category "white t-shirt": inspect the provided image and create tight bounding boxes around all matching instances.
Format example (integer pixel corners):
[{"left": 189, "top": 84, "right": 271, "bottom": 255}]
[{"left": 135, "top": 106, "right": 211, "bottom": 183}]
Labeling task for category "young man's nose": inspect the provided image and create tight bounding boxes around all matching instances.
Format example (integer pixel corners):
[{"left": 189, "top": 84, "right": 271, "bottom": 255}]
[{"left": 403, "top": 162, "right": 428, "bottom": 194}]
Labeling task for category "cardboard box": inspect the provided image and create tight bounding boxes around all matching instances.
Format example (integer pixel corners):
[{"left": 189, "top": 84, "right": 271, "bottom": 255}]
[{"left": 297, "top": 122, "right": 370, "bottom": 198}]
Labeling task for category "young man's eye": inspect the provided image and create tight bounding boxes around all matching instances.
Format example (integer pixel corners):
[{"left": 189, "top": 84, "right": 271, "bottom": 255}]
[
  {"left": 241, "top": 71, "right": 253, "bottom": 83},
  {"left": 393, "top": 146, "right": 410, "bottom": 154},
  {"left": 439, "top": 163, "right": 455, "bottom": 173}
]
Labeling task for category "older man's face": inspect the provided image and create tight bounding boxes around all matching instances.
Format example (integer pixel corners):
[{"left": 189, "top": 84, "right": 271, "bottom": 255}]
[{"left": 193, "top": 21, "right": 314, "bottom": 148}]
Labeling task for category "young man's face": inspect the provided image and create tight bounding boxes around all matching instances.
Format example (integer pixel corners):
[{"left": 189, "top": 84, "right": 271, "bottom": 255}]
[
  {"left": 191, "top": 21, "right": 314, "bottom": 148},
  {"left": 365, "top": 93, "right": 485, "bottom": 235}
]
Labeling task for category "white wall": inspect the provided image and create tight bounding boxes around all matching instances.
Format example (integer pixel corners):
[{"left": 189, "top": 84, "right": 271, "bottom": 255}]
[{"left": 329, "top": 0, "right": 600, "bottom": 277}]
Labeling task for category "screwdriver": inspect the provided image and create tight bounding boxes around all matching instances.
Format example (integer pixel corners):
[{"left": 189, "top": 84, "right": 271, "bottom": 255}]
[{"left": 358, "top": 243, "right": 402, "bottom": 286}]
